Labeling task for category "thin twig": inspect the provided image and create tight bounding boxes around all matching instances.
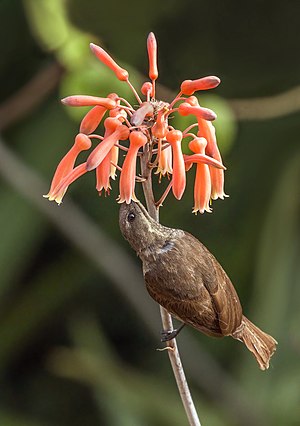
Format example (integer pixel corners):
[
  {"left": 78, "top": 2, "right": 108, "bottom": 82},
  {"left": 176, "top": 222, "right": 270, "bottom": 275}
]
[{"left": 140, "top": 142, "right": 201, "bottom": 426}]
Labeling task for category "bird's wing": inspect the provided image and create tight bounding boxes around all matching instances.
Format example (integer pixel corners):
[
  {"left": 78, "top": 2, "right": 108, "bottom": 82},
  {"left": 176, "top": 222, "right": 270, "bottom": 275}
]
[
  {"left": 143, "top": 234, "right": 224, "bottom": 337},
  {"left": 191, "top": 235, "right": 243, "bottom": 336},
  {"left": 145, "top": 269, "right": 223, "bottom": 337}
]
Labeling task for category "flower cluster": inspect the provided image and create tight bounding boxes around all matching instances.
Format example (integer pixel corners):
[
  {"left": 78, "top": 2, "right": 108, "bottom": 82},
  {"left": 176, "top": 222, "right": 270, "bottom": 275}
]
[{"left": 45, "top": 32, "right": 227, "bottom": 213}]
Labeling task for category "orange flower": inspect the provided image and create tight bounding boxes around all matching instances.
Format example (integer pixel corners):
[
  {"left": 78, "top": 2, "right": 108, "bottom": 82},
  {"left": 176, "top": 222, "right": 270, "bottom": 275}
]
[
  {"left": 44, "top": 133, "right": 91, "bottom": 200},
  {"left": 48, "top": 163, "right": 88, "bottom": 205},
  {"left": 147, "top": 32, "right": 158, "bottom": 98},
  {"left": 197, "top": 119, "right": 227, "bottom": 200},
  {"left": 95, "top": 115, "right": 120, "bottom": 195},
  {"left": 61, "top": 95, "right": 116, "bottom": 109},
  {"left": 141, "top": 82, "right": 154, "bottom": 100},
  {"left": 119, "top": 131, "right": 148, "bottom": 204},
  {"left": 152, "top": 107, "right": 169, "bottom": 139},
  {"left": 147, "top": 32, "right": 158, "bottom": 82},
  {"left": 156, "top": 143, "right": 173, "bottom": 177},
  {"left": 178, "top": 102, "right": 217, "bottom": 121},
  {"left": 86, "top": 118, "right": 129, "bottom": 171},
  {"left": 46, "top": 32, "right": 224, "bottom": 214},
  {"left": 80, "top": 106, "right": 107, "bottom": 135},
  {"left": 181, "top": 76, "right": 220, "bottom": 95},
  {"left": 188, "top": 137, "right": 212, "bottom": 214},
  {"left": 80, "top": 93, "right": 119, "bottom": 134},
  {"left": 166, "top": 130, "right": 186, "bottom": 200},
  {"left": 90, "top": 43, "right": 129, "bottom": 81},
  {"left": 96, "top": 153, "right": 112, "bottom": 195}
]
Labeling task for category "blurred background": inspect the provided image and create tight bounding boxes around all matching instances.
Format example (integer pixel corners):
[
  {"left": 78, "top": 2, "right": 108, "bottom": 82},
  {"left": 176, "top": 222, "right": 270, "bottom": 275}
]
[{"left": 0, "top": 0, "right": 299, "bottom": 425}]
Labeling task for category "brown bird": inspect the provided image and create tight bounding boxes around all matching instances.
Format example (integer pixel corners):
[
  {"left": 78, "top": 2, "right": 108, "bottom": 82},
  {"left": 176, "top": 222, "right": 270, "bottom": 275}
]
[{"left": 119, "top": 201, "right": 277, "bottom": 370}]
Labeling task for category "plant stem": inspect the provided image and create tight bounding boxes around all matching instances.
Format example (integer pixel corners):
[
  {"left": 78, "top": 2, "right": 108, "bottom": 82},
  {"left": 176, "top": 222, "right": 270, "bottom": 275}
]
[{"left": 140, "top": 144, "right": 201, "bottom": 426}]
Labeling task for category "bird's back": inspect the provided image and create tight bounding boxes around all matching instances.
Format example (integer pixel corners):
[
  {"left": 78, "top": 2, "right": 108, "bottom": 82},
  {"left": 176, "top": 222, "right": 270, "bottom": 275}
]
[{"left": 143, "top": 230, "right": 243, "bottom": 337}]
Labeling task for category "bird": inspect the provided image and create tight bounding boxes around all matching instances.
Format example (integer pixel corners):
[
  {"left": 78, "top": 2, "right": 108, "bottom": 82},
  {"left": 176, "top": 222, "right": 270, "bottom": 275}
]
[{"left": 119, "top": 201, "right": 277, "bottom": 370}]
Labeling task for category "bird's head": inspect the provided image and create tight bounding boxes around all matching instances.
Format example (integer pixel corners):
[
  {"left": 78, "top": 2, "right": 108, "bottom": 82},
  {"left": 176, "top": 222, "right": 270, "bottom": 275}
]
[{"left": 119, "top": 201, "right": 165, "bottom": 255}]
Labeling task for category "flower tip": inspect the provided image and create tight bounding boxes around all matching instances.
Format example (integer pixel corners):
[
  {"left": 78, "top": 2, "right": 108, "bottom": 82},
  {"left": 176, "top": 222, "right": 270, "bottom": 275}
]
[
  {"left": 89, "top": 43, "right": 100, "bottom": 55},
  {"left": 212, "top": 76, "right": 221, "bottom": 86},
  {"left": 211, "top": 192, "right": 229, "bottom": 200},
  {"left": 202, "top": 108, "right": 217, "bottom": 121},
  {"left": 147, "top": 32, "right": 158, "bottom": 82},
  {"left": 174, "top": 194, "right": 183, "bottom": 201},
  {"left": 85, "top": 162, "right": 94, "bottom": 172},
  {"left": 181, "top": 76, "right": 221, "bottom": 95},
  {"left": 48, "top": 193, "right": 63, "bottom": 205},
  {"left": 90, "top": 42, "right": 129, "bottom": 81},
  {"left": 192, "top": 206, "right": 212, "bottom": 214}
]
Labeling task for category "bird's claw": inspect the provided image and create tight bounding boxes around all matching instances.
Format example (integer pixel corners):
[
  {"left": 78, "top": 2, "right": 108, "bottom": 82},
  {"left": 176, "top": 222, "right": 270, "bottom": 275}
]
[{"left": 160, "top": 323, "right": 185, "bottom": 342}]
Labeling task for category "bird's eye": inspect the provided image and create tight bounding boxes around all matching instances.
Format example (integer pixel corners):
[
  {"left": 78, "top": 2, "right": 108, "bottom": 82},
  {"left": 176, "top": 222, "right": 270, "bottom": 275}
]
[{"left": 127, "top": 212, "right": 136, "bottom": 222}]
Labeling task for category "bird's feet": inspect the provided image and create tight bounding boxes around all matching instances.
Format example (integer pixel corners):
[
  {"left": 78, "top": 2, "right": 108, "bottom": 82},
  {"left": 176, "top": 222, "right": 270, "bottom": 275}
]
[{"left": 160, "top": 324, "right": 185, "bottom": 342}]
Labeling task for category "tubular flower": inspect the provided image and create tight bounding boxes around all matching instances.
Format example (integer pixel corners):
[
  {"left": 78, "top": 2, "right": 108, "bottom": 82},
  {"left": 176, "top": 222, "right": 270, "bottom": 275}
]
[
  {"left": 156, "top": 143, "right": 173, "bottom": 178},
  {"left": 95, "top": 115, "right": 121, "bottom": 195},
  {"left": 80, "top": 105, "right": 107, "bottom": 134},
  {"left": 178, "top": 102, "right": 217, "bottom": 121},
  {"left": 46, "top": 32, "right": 225, "bottom": 213},
  {"left": 197, "top": 119, "right": 227, "bottom": 200},
  {"left": 96, "top": 152, "right": 112, "bottom": 195},
  {"left": 166, "top": 130, "right": 186, "bottom": 200},
  {"left": 86, "top": 119, "right": 129, "bottom": 171},
  {"left": 147, "top": 32, "right": 158, "bottom": 82},
  {"left": 61, "top": 95, "right": 116, "bottom": 109},
  {"left": 141, "top": 82, "right": 154, "bottom": 100},
  {"left": 44, "top": 133, "right": 91, "bottom": 200},
  {"left": 90, "top": 43, "right": 129, "bottom": 81},
  {"left": 180, "top": 76, "right": 220, "bottom": 95},
  {"left": 80, "top": 93, "right": 119, "bottom": 134},
  {"left": 185, "top": 94, "right": 227, "bottom": 201},
  {"left": 48, "top": 163, "right": 88, "bottom": 205},
  {"left": 118, "top": 131, "right": 148, "bottom": 204},
  {"left": 188, "top": 137, "right": 212, "bottom": 214},
  {"left": 152, "top": 106, "right": 169, "bottom": 139}
]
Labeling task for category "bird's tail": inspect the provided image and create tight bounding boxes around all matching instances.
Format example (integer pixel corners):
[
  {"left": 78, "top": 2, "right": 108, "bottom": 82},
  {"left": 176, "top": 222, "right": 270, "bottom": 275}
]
[{"left": 232, "top": 316, "right": 277, "bottom": 370}]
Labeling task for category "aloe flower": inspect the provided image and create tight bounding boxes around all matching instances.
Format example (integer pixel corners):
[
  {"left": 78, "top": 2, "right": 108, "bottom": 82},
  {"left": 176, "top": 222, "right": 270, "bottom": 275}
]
[
  {"left": 45, "top": 32, "right": 226, "bottom": 212},
  {"left": 165, "top": 130, "right": 186, "bottom": 200},
  {"left": 118, "top": 131, "right": 147, "bottom": 204},
  {"left": 189, "top": 137, "right": 212, "bottom": 214},
  {"left": 44, "top": 133, "right": 91, "bottom": 201},
  {"left": 86, "top": 119, "right": 129, "bottom": 171},
  {"left": 156, "top": 143, "right": 173, "bottom": 177},
  {"left": 79, "top": 93, "right": 118, "bottom": 134}
]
